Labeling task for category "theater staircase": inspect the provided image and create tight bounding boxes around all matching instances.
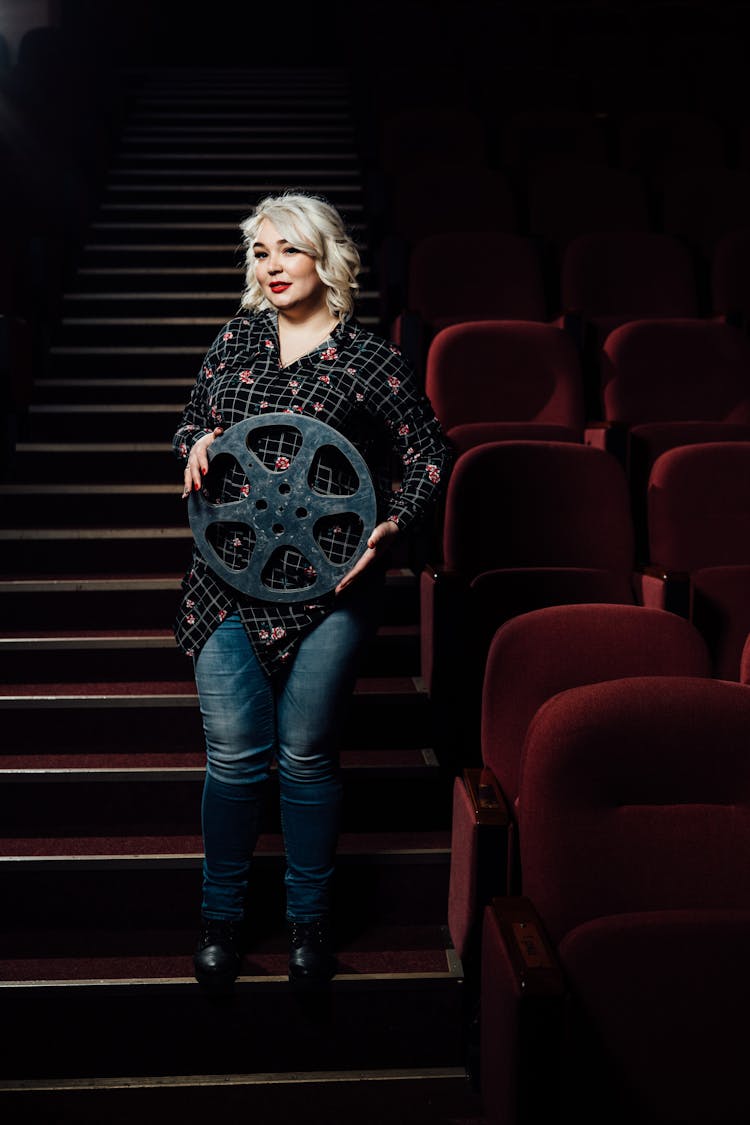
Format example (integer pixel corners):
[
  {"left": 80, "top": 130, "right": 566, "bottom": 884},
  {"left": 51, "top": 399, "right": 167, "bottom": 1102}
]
[{"left": 0, "top": 68, "right": 484, "bottom": 1123}]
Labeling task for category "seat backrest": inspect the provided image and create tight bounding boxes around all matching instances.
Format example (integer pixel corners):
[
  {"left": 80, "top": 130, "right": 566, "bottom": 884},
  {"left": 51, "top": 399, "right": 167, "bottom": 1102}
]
[
  {"left": 528, "top": 162, "right": 649, "bottom": 252},
  {"left": 559, "top": 909, "right": 750, "bottom": 1123},
  {"left": 500, "top": 109, "right": 608, "bottom": 172},
  {"left": 648, "top": 441, "right": 750, "bottom": 570},
  {"left": 386, "top": 166, "right": 518, "bottom": 243},
  {"left": 561, "top": 232, "right": 698, "bottom": 317},
  {"left": 519, "top": 675, "right": 750, "bottom": 944},
  {"left": 379, "top": 107, "right": 487, "bottom": 174},
  {"left": 601, "top": 317, "right": 750, "bottom": 425},
  {"left": 662, "top": 169, "right": 750, "bottom": 258},
  {"left": 425, "top": 320, "right": 584, "bottom": 433},
  {"left": 443, "top": 441, "right": 633, "bottom": 578},
  {"left": 617, "top": 110, "right": 726, "bottom": 175},
  {"left": 481, "top": 603, "right": 711, "bottom": 804},
  {"left": 407, "top": 232, "right": 547, "bottom": 323}
]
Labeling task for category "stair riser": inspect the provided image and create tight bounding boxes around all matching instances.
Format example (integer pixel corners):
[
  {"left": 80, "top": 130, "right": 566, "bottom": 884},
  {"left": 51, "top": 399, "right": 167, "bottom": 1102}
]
[
  {"left": 29, "top": 383, "right": 195, "bottom": 406},
  {"left": 0, "top": 581, "right": 418, "bottom": 630},
  {"left": 0, "top": 771, "right": 451, "bottom": 836},
  {"left": 0, "top": 633, "right": 419, "bottom": 681},
  {"left": 1, "top": 859, "right": 450, "bottom": 932},
  {"left": 25, "top": 410, "right": 186, "bottom": 443},
  {"left": 79, "top": 247, "right": 245, "bottom": 269},
  {"left": 0, "top": 491, "right": 188, "bottom": 528},
  {"left": 0, "top": 978, "right": 463, "bottom": 1080},
  {"left": 0, "top": 1073, "right": 480, "bottom": 1125},
  {"left": 6, "top": 447, "right": 177, "bottom": 482},
  {"left": 0, "top": 696, "right": 432, "bottom": 752},
  {"left": 0, "top": 536, "right": 194, "bottom": 575},
  {"left": 55, "top": 321, "right": 235, "bottom": 347}
]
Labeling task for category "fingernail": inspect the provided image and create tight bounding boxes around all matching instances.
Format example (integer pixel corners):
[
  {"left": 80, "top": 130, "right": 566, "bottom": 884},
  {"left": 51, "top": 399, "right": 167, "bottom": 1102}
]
[
  {"left": 201, "top": 467, "right": 207, "bottom": 475},
  {"left": 182, "top": 490, "right": 189, "bottom": 499}
]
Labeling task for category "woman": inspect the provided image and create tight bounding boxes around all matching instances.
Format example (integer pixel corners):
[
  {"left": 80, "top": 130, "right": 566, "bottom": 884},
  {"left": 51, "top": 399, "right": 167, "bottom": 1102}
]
[{"left": 173, "top": 191, "right": 451, "bottom": 991}]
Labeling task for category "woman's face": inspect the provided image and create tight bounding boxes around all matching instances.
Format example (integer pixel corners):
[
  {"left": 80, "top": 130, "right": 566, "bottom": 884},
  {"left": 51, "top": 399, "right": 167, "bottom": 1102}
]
[{"left": 253, "top": 217, "right": 328, "bottom": 316}]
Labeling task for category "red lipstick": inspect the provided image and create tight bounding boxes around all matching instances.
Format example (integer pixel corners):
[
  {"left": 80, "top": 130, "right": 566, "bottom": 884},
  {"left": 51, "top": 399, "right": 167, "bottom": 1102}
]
[{"left": 270, "top": 282, "right": 291, "bottom": 293}]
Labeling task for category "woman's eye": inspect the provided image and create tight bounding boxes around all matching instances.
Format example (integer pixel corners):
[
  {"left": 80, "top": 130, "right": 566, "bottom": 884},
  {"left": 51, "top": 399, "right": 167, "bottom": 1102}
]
[
  {"left": 254, "top": 252, "right": 267, "bottom": 260},
  {"left": 284, "top": 247, "right": 300, "bottom": 255}
]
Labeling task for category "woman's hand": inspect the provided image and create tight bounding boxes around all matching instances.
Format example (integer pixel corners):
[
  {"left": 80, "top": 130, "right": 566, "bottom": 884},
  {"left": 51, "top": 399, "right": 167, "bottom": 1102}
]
[
  {"left": 181, "top": 427, "right": 224, "bottom": 498},
  {"left": 335, "top": 519, "right": 399, "bottom": 595}
]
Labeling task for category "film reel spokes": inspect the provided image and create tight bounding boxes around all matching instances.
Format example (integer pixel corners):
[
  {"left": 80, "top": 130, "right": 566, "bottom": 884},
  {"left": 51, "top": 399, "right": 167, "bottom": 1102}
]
[{"left": 188, "top": 413, "right": 377, "bottom": 602}]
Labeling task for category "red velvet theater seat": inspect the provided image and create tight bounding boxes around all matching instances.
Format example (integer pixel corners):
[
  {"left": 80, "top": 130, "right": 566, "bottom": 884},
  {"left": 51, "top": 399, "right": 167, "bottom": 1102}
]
[
  {"left": 448, "top": 603, "right": 711, "bottom": 966},
  {"left": 528, "top": 162, "right": 650, "bottom": 256},
  {"left": 595, "top": 317, "right": 750, "bottom": 552},
  {"left": 616, "top": 110, "right": 726, "bottom": 181},
  {"left": 391, "top": 231, "right": 547, "bottom": 378},
  {"left": 421, "top": 441, "right": 636, "bottom": 764},
  {"left": 559, "top": 230, "right": 699, "bottom": 351},
  {"left": 642, "top": 441, "right": 750, "bottom": 618},
  {"left": 690, "top": 563, "right": 750, "bottom": 680},
  {"left": 661, "top": 169, "right": 750, "bottom": 262},
  {"left": 480, "top": 675, "right": 750, "bottom": 1124},
  {"left": 424, "top": 320, "right": 585, "bottom": 452},
  {"left": 376, "top": 166, "right": 519, "bottom": 328},
  {"left": 499, "top": 109, "right": 608, "bottom": 174}
]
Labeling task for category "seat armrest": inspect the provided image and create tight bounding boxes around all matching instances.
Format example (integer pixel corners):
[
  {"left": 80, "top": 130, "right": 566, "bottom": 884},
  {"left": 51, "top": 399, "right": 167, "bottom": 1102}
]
[
  {"left": 464, "top": 766, "right": 510, "bottom": 828},
  {"left": 633, "top": 565, "right": 690, "bottom": 616},
  {"left": 584, "top": 420, "right": 627, "bottom": 464},
  {"left": 481, "top": 897, "right": 566, "bottom": 1123},
  {"left": 486, "top": 896, "right": 564, "bottom": 994}
]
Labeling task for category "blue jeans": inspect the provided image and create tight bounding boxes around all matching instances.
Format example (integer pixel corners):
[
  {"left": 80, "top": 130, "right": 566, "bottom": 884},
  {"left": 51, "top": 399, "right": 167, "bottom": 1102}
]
[{"left": 193, "top": 571, "right": 384, "bottom": 923}]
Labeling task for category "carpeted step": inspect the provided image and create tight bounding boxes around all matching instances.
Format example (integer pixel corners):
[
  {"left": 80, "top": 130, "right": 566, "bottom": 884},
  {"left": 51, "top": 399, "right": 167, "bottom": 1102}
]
[
  {"left": 0, "top": 832, "right": 451, "bottom": 936},
  {"left": 24, "top": 402, "right": 186, "bottom": 443},
  {"left": 0, "top": 951, "right": 464, "bottom": 1081},
  {"left": 0, "top": 568, "right": 419, "bottom": 630},
  {"left": 0, "top": 747, "right": 450, "bottom": 834},
  {"left": 0, "top": 483, "right": 188, "bottom": 528},
  {"left": 0, "top": 525, "right": 195, "bottom": 573},
  {"left": 0, "top": 622, "right": 420, "bottom": 680},
  {"left": 6, "top": 440, "right": 177, "bottom": 482},
  {"left": 0, "top": 676, "right": 432, "bottom": 751},
  {"left": 30, "top": 377, "right": 196, "bottom": 406}
]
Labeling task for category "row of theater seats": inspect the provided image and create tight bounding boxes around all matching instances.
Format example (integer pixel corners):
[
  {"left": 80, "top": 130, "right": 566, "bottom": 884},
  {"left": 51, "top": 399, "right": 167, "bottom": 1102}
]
[
  {"left": 468, "top": 655, "right": 750, "bottom": 1122},
  {"left": 387, "top": 228, "right": 750, "bottom": 389},
  {"left": 422, "top": 437, "right": 750, "bottom": 762},
  {"left": 376, "top": 161, "right": 750, "bottom": 266},
  {"left": 421, "top": 316, "right": 750, "bottom": 548},
  {"left": 374, "top": 107, "right": 750, "bottom": 180}
]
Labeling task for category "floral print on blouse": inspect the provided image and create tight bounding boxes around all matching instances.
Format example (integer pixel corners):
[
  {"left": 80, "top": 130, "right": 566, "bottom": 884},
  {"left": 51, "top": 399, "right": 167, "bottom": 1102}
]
[{"left": 172, "top": 309, "right": 452, "bottom": 675}]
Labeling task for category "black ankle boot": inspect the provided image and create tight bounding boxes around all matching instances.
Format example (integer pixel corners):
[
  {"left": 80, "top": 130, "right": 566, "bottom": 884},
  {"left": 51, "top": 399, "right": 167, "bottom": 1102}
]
[
  {"left": 194, "top": 917, "right": 242, "bottom": 990},
  {"left": 287, "top": 918, "right": 337, "bottom": 985}
]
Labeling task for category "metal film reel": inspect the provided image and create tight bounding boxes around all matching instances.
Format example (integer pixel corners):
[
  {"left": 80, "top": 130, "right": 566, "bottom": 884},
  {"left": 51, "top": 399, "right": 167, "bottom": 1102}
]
[{"left": 188, "top": 413, "right": 377, "bottom": 602}]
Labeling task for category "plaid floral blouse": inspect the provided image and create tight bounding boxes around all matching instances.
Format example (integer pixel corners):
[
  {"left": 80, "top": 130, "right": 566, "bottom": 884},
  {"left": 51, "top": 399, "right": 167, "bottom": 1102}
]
[{"left": 172, "top": 309, "right": 452, "bottom": 674}]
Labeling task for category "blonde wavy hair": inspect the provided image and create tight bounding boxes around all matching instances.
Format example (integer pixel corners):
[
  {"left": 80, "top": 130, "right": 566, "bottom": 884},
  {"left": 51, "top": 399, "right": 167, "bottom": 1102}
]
[{"left": 239, "top": 192, "right": 361, "bottom": 321}]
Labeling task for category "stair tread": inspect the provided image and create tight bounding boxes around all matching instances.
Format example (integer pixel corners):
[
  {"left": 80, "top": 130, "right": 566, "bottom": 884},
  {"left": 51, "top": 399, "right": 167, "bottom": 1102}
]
[
  {"left": 0, "top": 829, "right": 450, "bottom": 859},
  {"left": 0, "top": 676, "right": 423, "bottom": 700},
  {"left": 0, "top": 748, "right": 431, "bottom": 772},
  {"left": 0, "top": 623, "right": 417, "bottom": 645},
  {"left": 0, "top": 922, "right": 454, "bottom": 982}
]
